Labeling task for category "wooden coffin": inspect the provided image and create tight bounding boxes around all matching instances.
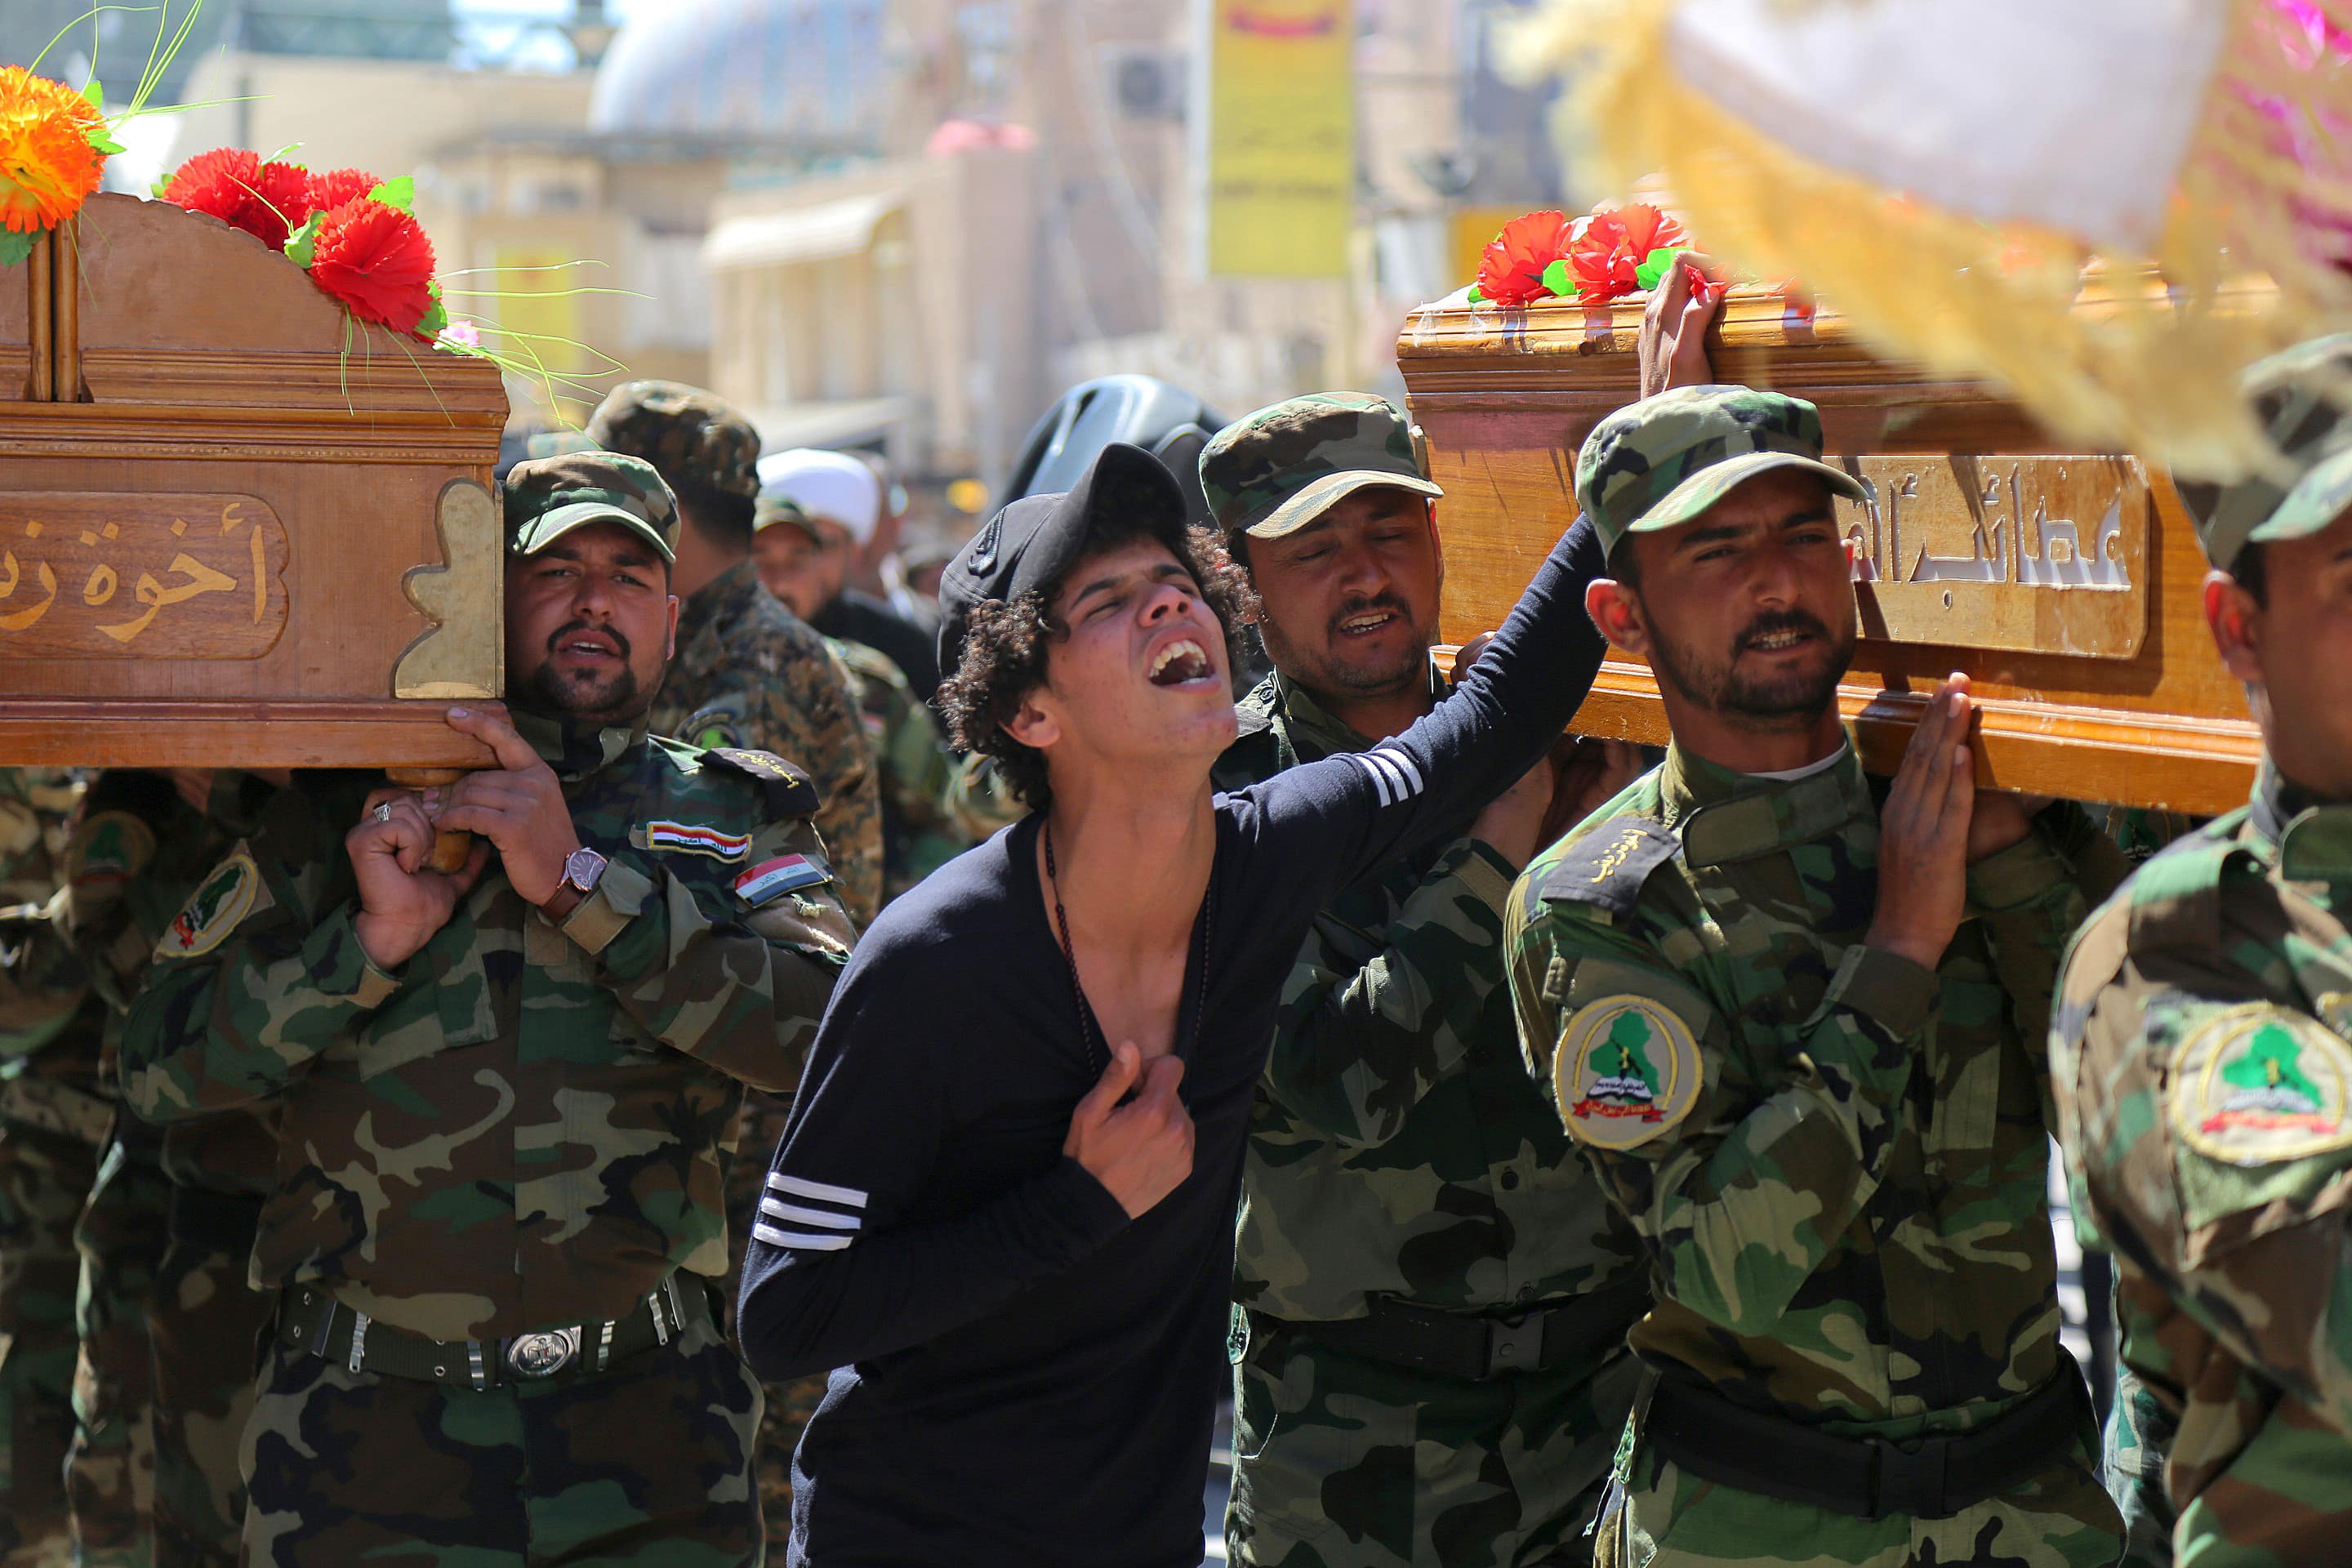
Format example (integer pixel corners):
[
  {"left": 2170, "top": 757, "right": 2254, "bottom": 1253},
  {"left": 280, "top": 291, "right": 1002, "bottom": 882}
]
[
  {"left": 0, "top": 192, "right": 507, "bottom": 770},
  {"left": 1398, "top": 287, "right": 2260, "bottom": 814}
]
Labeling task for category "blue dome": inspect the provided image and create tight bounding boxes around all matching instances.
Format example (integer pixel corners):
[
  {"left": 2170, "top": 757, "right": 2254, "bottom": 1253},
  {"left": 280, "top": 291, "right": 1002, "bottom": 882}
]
[{"left": 589, "top": 0, "right": 889, "bottom": 144}]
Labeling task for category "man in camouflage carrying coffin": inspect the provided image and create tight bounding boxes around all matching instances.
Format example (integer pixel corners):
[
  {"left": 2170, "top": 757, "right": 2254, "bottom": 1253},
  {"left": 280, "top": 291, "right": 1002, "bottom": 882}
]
[
  {"left": 1203, "top": 392, "right": 1650, "bottom": 1568},
  {"left": 118, "top": 454, "right": 854, "bottom": 1566},
  {"left": 2051, "top": 335, "right": 2352, "bottom": 1565},
  {"left": 1504, "top": 386, "right": 2127, "bottom": 1566}
]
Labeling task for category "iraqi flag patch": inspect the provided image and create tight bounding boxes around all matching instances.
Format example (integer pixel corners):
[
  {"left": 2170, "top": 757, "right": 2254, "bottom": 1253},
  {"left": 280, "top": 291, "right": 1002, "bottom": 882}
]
[
  {"left": 734, "top": 853, "right": 830, "bottom": 907},
  {"left": 644, "top": 821, "right": 753, "bottom": 862}
]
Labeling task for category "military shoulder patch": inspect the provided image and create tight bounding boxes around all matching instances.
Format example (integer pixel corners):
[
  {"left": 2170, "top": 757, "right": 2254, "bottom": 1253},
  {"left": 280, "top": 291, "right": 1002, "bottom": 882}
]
[
  {"left": 641, "top": 821, "right": 752, "bottom": 862},
  {"left": 2170, "top": 1004, "right": 2352, "bottom": 1164},
  {"left": 154, "top": 848, "right": 272, "bottom": 961},
  {"left": 681, "top": 703, "right": 744, "bottom": 751},
  {"left": 69, "top": 810, "right": 158, "bottom": 891},
  {"left": 735, "top": 853, "right": 831, "bottom": 908},
  {"left": 1555, "top": 994, "right": 1704, "bottom": 1149},
  {"left": 1538, "top": 817, "right": 1679, "bottom": 918},
  {"left": 702, "top": 748, "right": 822, "bottom": 818}
]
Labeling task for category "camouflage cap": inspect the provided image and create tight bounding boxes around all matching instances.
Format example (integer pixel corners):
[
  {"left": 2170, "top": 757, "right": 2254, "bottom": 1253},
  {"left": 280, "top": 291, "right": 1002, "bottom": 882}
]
[
  {"left": 524, "top": 428, "right": 595, "bottom": 461},
  {"left": 503, "top": 452, "right": 680, "bottom": 563},
  {"left": 752, "top": 488, "right": 817, "bottom": 539},
  {"left": 2176, "top": 334, "right": 2352, "bottom": 572},
  {"left": 1199, "top": 393, "right": 1441, "bottom": 541},
  {"left": 1575, "top": 385, "right": 1866, "bottom": 559},
  {"left": 585, "top": 380, "right": 761, "bottom": 504}
]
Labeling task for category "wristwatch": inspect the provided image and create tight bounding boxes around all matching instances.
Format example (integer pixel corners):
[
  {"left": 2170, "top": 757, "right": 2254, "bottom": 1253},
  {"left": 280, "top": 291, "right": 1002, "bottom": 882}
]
[{"left": 538, "top": 845, "right": 608, "bottom": 925}]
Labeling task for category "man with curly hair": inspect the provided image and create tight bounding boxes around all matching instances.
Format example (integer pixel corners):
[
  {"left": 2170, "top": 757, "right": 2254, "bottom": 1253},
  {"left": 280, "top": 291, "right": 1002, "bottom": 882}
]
[{"left": 736, "top": 439, "right": 1615, "bottom": 1566}]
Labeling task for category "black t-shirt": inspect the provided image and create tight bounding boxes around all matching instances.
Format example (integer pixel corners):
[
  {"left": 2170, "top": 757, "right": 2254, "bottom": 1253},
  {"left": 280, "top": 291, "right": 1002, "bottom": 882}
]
[
  {"left": 812, "top": 589, "right": 941, "bottom": 701},
  {"left": 737, "top": 521, "right": 1605, "bottom": 1566}
]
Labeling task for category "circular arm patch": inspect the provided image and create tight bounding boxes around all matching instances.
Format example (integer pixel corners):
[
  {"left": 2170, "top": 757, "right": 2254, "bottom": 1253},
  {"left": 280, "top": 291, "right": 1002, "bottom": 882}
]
[
  {"left": 2170, "top": 1003, "right": 2352, "bottom": 1165},
  {"left": 1555, "top": 994, "right": 1704, "bottom": 1149},
  {"left": 154, "top": 850, "right": 263, "bottom": 961}
]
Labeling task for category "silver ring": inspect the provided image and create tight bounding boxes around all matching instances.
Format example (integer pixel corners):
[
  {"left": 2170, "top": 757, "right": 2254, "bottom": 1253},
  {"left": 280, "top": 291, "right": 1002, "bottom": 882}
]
[{"left": 375, "top": 802, "right": 394, "bottom": 824}]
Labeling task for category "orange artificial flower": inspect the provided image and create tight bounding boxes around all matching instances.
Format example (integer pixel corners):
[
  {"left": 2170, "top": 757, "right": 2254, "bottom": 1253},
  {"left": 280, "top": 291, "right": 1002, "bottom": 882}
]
[{"left": 0, "top": 66, "right": 106, "bottom": 235}]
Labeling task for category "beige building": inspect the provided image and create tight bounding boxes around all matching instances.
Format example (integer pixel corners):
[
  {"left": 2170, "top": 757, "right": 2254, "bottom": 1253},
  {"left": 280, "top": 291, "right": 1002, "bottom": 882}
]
[{"left": 151, "top": 0, "right": 1560, "bottom": 485}]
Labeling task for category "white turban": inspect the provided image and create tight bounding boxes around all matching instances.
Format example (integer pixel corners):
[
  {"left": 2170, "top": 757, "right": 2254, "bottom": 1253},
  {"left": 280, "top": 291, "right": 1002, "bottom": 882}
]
[{"left": 755, "top": 449, "right": 882, "bottom": 548}]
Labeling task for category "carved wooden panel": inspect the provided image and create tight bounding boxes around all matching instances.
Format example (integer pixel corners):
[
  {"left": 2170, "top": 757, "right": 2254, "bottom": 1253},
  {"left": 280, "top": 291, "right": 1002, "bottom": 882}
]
[
  {"left": 0, "top": 493, "right": 290, "bottom": 659},
  {"left": 0, "top": 194, "right": 508, "bottom": 769},
  {"left": 1399, "top": 289, "right": 2260, "bottom": 813}
]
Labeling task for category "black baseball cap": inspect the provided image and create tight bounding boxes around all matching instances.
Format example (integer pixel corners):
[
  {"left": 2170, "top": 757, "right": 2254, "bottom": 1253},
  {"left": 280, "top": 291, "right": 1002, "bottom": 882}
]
[{"left": 937, "top": 442, "right": 1195, "bottom": 675}]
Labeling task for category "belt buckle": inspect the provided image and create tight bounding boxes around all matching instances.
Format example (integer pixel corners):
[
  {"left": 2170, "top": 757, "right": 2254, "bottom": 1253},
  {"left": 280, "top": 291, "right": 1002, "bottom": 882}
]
[
  {"left": 1864, "top": 1432, "right": 1952, "bottom": 1521},
  {"left": 1483, "top": 1314, "right": 1546, "bottom": 1378},
  {"left": 502, "top": 1328, "right": 582, "bottom": 1379}
]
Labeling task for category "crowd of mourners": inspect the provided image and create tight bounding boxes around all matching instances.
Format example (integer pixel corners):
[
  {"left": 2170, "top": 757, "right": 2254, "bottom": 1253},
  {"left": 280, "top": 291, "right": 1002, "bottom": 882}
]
[{"left": 2, "top": 264, "right": 2348, "bottom": 1568}]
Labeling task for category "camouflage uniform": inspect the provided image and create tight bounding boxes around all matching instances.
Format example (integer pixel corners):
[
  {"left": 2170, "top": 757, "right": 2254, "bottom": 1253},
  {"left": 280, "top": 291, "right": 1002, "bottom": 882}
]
[
  {"left": 1198, "top": 394, "right": 1645, "bottom": 1568},
  {"left": 65, "top": 772, "right": 284, "bottom": 1568},
  {"left": 831, "top": 637, "right": 969, "bottom": 902},
  {"left": 2049, "top": 335, "right": 2352, "bottom": 1566},
  {"left": 118, "top": 457, "right": 857, "bottom": 1566},
  {"left": 1504, "top": 387, "right": 2123, "bottom": 1568},
  {"left": 650, "top": 554, "right": 879, "bottom": 1544},
  {"left": 946, "top": 754, "right": 1025, "bottom": 844},
  {"left": 0, "top": 768, "right": 104, "bottom": 1561},
  {"left": 588, "top": 378, "right": 884, "bottom": 926},
  {"left": 594, "top": 385, "right": 882, "bottom": 1548},
  {"left": 1214, "top": 670, "right": 1646, "bottom": 1568},
  {"left": 65, "top": 1121, "right": 163, "bottom": 1568}
]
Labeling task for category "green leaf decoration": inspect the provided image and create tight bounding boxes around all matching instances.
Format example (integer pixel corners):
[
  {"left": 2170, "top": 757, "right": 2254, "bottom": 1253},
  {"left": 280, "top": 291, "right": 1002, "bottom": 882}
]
[
  {"left": 367, "top": 176, "right": 416, "bottom": 212},
  {"left": 0, "top": 229, "right": 40, "bottom": 269},
  {"left": 283, "top": 212, "right": 324, "bottom": 268},
  {"left": 80, "top": 78, "right": 103, "bottom": 114},
  {"left": 1634, "top": 246, "right": 1687, "bottom": 292},
  {"left": 87, "top": 134, "right": 125, "bottom": 155},
  {"left": 1541, "top": 258, "right": 1579, "bottom": 299},
  {"left": 1466, "top": 284, "right": 1486, "bottom": 305},
  {"left": 416, "top": 296, "right": 449, "bottom": 339}
]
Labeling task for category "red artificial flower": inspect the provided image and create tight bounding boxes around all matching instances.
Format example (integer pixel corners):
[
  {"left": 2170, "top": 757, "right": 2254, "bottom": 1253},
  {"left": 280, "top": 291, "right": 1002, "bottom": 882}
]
[
  {"left": 305, "top": 196, "right": 438, "bottom": 336},
  {"left": 162, "top": 148, "right": 314, "bottom": 247},
  {"left": 1474, "top": 209, "right": 1569, "bottom": 307},
  {"left": 1560, "top": 202, "right": 1691, "bottom": 305},
  {"left": 307, "top": 167, "right": 380, "bottom": 210},
  {"left": 1614, "top": 202, "right": 1686, "bottom": 262}
]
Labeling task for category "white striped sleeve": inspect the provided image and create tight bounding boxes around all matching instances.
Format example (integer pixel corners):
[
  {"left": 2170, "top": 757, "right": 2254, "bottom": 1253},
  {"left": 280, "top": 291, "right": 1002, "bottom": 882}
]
[
  {"left": 755, "top": 1169, "right": 869, "bottom": 1251},
  {"left": 1372, "top": 743, "right": 1426, "bottom": 800}
]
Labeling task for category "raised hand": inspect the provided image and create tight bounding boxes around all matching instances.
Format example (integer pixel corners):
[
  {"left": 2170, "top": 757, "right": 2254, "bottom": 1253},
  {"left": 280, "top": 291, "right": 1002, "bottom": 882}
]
[
  {"left": 1967, "top": 789, "right": 2054, "bottom": 864},
  {"left": 348, "top": 788, "right": 491, "bottom": 971},
  {"left": 1472, "top": 755, "right": 1559, "bottom": 872},
  {"left": 1868, "top": 674, "right": 1977, "bottom": 971},
  {"left": 1062, "top": 1041, "right": 1195, "bottom": 1220},
  {"left": 430, "top": 706, "right": 581, "bottom": 906},
  {"left": 1639, "top": 253, "right": 1726, "bottom": 399}
]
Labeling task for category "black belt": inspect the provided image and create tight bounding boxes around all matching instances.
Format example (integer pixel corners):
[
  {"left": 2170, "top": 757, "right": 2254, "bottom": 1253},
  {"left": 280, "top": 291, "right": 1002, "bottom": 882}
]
[
  {"left": 276, "top": 1276, "right": 712, "bottom": 1391},
  {"left": 167, "top": 1186, "right": 266, "bottom": 1251},
  {"left": 1267, "top": 1271, "right": 1650, "bottom": 1382},
  {"left": 1642, "top": 1355, "right": 2093, "bottom": 1521}
]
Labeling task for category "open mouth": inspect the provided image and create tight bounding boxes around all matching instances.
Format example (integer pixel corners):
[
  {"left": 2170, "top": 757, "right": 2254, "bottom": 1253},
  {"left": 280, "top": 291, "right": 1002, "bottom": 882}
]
[
  {"left": 1740, "top": 623, "right": 1820, "bottom": 655},
  {"left": 1336, "top": 608, "right": 1401, "bottom": 638},
  {"left": 555, "top": 632, "right": 623, "bottom": 662},
  {"left": 1147, "top": 637, "right": 1215, "bottom": 687}
]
